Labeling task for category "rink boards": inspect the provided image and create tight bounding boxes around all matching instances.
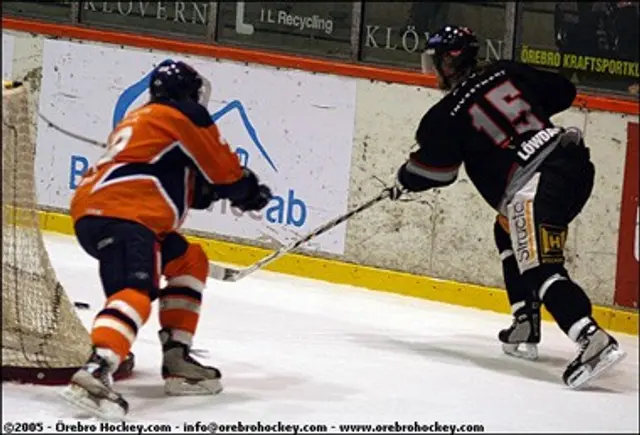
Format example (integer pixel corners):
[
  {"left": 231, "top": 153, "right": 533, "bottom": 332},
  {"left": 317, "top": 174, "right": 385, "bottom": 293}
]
[
  {"left": 1, "top": 24, "right": 638, "bottom": 335},
  {"left": 37, "top": 210, "right": 638, "bottom": 336}
]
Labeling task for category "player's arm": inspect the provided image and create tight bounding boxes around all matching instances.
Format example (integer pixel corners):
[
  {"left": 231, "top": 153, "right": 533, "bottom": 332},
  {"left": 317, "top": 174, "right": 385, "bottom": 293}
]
[
  {"left": 396, "top": 109, "right": 463, "bottom": 193},
  {"left": 164, "top": 101, "right": 272, "bottom": 212}
]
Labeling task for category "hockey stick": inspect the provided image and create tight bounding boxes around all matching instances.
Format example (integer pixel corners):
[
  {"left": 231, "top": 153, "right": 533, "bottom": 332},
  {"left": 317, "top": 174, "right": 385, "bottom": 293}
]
[
  {"left": 37, "top": 113, "right": 399, "bottom": 282},
  {"left": 38, "top": 112, "right": 107, "bottom": 148},
  {"left": 209, "top": 187, "right": 398, "bottom": 282}
]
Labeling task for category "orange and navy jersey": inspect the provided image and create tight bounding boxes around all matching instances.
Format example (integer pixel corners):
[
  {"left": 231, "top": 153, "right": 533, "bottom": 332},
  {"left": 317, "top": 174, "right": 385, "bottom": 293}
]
[{"left": 70, "top": 100, "right": 243, "bottom": 236}]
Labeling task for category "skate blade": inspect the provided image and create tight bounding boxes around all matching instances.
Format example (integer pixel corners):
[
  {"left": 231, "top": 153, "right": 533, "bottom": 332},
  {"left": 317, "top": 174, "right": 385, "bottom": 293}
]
[
  {"left": 164, "top": 377, "right": 223, "bottom": 396},
  {"left": 60, "top": 384, "right": 127, "bottom": 421},
  {"left": 566, "top": 346, "right": 627, "bottom": 389},
  {"left": 502, "top": 343, "right": 538, "bottom": 361}
]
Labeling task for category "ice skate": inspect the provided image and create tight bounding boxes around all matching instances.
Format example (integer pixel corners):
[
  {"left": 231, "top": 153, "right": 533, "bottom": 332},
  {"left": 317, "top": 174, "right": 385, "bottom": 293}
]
[
  {"left": 60, "top": 348, "right": 129, "bottom": 421},
  {"left": 563, "top": 323, "right": 626, "bottom": 389},
  {"left": 159, "top": 328, "right": 223, "bottom": 396},
  {"left": 499, "top": 302, "right": 541, "bottom": 360}
]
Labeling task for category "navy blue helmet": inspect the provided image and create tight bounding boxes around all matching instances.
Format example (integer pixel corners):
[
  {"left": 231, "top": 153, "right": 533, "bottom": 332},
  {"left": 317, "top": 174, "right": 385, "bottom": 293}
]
[
  {"left": 149, "top": 60, "right": 210, "bottom": 105},
  {"left": 422, "top": 25, "right": 480, "bottom": 90}
]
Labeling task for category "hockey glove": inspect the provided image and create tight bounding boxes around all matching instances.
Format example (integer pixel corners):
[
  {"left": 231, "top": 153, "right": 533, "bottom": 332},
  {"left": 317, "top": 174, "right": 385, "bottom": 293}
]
[
  {"left": 234, "top": 184, "right": 273, "bottom": 212},
  {"left": 396, "top": 161, "right": 451, "bottom": 193},
  {"left": 212, "top": 168, "right": 273, "bottom": 212}
]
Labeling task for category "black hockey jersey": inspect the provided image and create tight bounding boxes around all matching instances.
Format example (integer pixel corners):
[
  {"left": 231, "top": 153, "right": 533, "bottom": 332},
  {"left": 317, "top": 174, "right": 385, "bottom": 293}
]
[{"left": 407, "top": 60, "right": 577, "bottom": 210}]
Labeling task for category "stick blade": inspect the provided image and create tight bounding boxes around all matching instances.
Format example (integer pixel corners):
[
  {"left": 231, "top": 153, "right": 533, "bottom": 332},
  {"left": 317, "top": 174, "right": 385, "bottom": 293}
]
[
  {"left": 223, "top": 269, "right": 240, "bottom": 282},
  {"left": 207, "top": 263, "right": 242, "bottom": 282},
  {"left": 208, "top": 264, "right": 231, "bottom": 281}
]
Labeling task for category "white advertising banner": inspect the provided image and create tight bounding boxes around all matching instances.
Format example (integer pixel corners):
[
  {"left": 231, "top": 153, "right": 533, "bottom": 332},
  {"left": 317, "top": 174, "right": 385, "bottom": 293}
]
[
  {"left": 36, "top": 39, "right": 356, "bottom": 254},
  {"left": 2, "top": 33, "right": 15, "bottom": 80}
]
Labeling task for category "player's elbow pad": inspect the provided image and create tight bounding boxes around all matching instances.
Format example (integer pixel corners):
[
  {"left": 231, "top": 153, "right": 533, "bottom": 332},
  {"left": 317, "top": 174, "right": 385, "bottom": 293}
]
[
  {"left": 397, "top": 162, "right": 456, "bottom": 192},
  {"left": 191, "top": 172, "right": 218, "bottom": 210}
]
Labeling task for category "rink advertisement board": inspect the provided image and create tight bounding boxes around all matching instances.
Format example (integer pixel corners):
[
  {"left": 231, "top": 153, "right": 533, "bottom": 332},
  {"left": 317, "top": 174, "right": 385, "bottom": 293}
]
[
  {"left": 2, "top": 33, "right": 14, "bottom": 79},
  {"left": 615, "top": 122, "right": 639, "bottom": 309},
  {"left": 35, "top": 39, "right": 356, "bottom": 255}
]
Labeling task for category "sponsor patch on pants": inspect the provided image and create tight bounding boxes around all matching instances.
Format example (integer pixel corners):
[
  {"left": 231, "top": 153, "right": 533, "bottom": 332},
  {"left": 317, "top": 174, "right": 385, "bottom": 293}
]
[
  {"left": 508, "top": 173, "right": 541, "bottom": 274},
  {"left": 509, "top": 199, "right": 538, "bottom": 272},
  {"left": 539, "top": 224, "right": 567, "bottom": 264}
]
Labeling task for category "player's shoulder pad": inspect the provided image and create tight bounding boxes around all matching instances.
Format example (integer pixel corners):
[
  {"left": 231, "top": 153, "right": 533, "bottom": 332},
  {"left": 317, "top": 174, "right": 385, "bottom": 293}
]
[
  {"left": 152, "top": 99, "right": 214, "bottom": 128},
  {"left": 415, "top": 101, "right": 450, "bottom": 144},
  {"left": 426, "top": 98, "right": 453, "bottom": 123},
  {"left": 498, "top": 58, "right": 536, "bottom": 76}
]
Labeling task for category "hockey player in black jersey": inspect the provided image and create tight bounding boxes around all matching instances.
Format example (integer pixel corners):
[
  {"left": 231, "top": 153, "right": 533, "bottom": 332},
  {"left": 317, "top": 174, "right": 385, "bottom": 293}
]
[{"left": 392, "top": 25, "right": 626, "bottom": 388}]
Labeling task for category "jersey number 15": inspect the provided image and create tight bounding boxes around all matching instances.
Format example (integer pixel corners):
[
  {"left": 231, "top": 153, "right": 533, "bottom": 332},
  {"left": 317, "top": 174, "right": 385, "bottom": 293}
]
[{"left": 468, "top": 81, "right": 544, "bottom": 148}]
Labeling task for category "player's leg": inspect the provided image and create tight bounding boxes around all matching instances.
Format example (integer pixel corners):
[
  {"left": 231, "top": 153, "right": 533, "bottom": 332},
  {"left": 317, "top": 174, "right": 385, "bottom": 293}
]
[
  {"left": 158, "top": 232, "right": 222, "bottom": 396},
  {"left": 61, "top": 217, "right": 157, "bottom": 418},
  {"left": 506, "top": 135, "right": 625, "bottom": 388},
  {"left": 494, "top": 215, "right": 541, "bottom": 360}
]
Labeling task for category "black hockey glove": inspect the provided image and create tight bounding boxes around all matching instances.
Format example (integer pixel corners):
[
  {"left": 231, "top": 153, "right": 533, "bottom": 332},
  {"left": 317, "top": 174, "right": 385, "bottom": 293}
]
[
  {"left": 396, "top": 162, "right": 439, "bottom": 193},
  {"left": 233, "top": 183, "right": 273, "bottom": 212},
  {"left": 212, "top": 168, "right": 273, "bottom": 212}
]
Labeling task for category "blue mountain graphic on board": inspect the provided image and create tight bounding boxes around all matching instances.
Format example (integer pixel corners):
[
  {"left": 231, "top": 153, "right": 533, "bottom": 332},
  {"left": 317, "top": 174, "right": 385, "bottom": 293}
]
[{"left": 113, "top": 59, "right": 278, "bottom": 173}]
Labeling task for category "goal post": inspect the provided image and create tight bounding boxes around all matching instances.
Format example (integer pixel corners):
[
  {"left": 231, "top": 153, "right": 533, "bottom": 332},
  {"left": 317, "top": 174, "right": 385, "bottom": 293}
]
[{"left": 2, "top": 80, "right": 133, "bottom": 384}]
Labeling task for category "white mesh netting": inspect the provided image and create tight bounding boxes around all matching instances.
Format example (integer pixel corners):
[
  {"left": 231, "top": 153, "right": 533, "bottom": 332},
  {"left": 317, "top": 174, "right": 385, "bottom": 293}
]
[{"left": 2, "top": 81, "right": 92, "bottom": 383}]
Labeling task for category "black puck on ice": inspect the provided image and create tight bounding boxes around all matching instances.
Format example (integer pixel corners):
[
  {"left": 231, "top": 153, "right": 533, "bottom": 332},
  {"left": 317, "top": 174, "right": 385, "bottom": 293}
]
[{"left": 74, "top": 301, "right": 91, "bottom": 309}]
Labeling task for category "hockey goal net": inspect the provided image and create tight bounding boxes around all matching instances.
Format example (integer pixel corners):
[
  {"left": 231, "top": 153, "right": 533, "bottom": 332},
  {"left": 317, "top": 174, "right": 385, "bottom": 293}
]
[{"left": 2, "top": 81, "right": 133, "bottom": 384}]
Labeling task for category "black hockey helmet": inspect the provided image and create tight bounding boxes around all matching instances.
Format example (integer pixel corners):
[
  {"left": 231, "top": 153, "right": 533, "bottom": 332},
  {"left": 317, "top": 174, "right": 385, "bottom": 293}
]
[
  {"left": 149, "top": 60, "right": 211, "bottom": 106},
  {"left": 422, "top": 25, "right": 480, "bottom": 90}
]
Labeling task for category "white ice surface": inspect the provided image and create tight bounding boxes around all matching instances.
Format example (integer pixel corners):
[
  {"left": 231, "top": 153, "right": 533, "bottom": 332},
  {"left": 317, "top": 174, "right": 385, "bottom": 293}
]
[{"left": 2, "top": 232, "right": 638, "bottom": 433}]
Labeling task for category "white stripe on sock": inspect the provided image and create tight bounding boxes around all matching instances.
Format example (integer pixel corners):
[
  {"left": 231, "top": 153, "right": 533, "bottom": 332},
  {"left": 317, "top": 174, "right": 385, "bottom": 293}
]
[
  {"left": 95, "top": 347, "right": 122, "bottom": 369},
  {"left": 167, "top": 275, "right": 205, "bottom": 291},
  {"left": 538, "top": 273, "right": 567, "bottom": 301},
  {"left": 106, "top": 299, "right": 144, "bottom": 329},
  {"left": 568, "top": 317, "right": 593, "bottom": 342},
  {"left": 511, "top": 301, "right": 526, "bottom": 315},
  {"left": 160, "top": 298, "right": 201, "bottom": 314},
  {"left": 93, "top": 317, "right": 136, "bottom": 344}
]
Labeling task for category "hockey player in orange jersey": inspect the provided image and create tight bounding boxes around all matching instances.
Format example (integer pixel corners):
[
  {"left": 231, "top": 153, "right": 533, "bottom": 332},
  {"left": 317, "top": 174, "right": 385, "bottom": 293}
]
[{"left": 61, "top": 60, "right": 273, "bottom": 420}]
